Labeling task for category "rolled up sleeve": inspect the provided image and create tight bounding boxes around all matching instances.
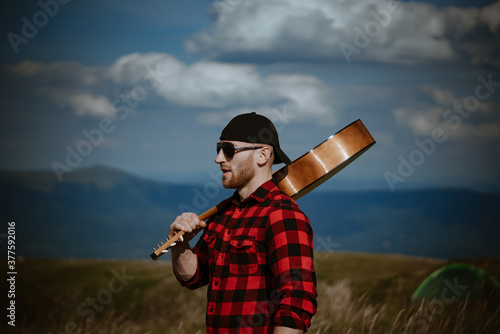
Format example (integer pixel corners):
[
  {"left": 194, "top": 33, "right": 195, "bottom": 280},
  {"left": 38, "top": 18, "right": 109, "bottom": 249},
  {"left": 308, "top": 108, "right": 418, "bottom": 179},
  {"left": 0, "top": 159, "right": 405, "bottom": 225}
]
[{"left": 176, "top": 233, "right": 210, "bottom": 290}]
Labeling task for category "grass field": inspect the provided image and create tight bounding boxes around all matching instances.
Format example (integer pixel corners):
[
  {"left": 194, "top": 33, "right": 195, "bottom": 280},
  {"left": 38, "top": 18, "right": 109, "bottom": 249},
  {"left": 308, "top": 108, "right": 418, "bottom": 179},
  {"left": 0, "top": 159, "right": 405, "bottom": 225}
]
[{"left": 1, "top": 252, "right": 499, "bottom": 333}]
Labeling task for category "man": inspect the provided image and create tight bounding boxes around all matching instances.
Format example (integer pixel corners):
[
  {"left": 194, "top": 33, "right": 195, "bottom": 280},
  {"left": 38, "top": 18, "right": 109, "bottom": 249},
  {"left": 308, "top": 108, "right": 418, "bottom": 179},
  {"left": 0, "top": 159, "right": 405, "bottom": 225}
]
[{"left": 169, "top": 112, "right": 317, "bottom": 333}]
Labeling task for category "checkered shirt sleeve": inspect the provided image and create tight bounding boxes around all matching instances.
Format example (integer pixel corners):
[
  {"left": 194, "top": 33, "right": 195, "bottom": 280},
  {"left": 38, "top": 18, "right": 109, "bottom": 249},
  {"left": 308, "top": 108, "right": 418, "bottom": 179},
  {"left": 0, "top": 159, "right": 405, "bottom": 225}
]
[{"left": 266, "top": 203, "right": 317, "bottom": 329}]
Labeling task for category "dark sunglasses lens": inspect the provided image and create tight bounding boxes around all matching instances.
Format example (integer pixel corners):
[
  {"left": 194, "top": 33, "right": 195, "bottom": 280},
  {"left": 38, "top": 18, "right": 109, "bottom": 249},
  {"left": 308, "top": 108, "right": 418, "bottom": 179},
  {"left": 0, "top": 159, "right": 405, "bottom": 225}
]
[
  {"left": 217, "top": 142, "right": 235, "bottom": 158},
  {"left": 223, "top": 142, "right": 235, "bottom": 158}
]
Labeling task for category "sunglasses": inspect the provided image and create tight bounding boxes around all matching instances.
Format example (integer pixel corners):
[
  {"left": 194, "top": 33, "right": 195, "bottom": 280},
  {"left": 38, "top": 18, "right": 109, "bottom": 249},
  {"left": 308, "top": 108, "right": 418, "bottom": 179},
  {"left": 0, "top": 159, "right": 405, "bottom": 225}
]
[{"left": 216, "top": 142, "right": 263, "bottom": 158}]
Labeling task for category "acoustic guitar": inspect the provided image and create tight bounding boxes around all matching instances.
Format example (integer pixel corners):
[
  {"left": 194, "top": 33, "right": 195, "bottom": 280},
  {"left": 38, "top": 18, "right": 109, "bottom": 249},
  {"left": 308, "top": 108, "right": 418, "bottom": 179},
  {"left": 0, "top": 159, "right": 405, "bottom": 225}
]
[{"left": 150, "top": 119, "right": 375, "bottom": 260}]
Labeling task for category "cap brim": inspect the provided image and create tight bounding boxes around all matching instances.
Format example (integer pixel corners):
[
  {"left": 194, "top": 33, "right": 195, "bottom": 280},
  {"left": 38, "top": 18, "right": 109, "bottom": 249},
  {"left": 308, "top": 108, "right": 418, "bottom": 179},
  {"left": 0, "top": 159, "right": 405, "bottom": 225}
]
[{"left": 274, "top": 146, "right": 292, "bottom": 165}]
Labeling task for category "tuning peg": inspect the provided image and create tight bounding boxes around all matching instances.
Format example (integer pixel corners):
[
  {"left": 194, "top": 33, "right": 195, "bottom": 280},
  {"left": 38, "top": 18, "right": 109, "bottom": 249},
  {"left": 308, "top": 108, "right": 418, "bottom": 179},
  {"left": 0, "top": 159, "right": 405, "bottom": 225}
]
[
  {"left": 157, "top": 244, "right": 161, "bottom": 248},
  {"left": 153, "top": 247, "right": 156, "bottom": 251}
]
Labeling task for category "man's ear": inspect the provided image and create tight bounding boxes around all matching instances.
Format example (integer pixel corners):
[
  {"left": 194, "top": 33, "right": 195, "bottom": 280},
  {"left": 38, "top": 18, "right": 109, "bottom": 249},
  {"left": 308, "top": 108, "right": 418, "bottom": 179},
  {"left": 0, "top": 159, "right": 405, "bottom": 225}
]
[{"left": 257, "top": 146, "right": 273, "bottom": 166}]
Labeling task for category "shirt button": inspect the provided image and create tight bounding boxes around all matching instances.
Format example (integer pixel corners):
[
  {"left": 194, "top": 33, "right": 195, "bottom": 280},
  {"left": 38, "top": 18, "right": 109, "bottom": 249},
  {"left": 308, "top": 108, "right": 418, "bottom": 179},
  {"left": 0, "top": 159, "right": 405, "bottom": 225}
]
[
  {"left": 209, "top": 308, "right": 214, "bottom": 312},
  {"left": 214, "top": 281, "right": 218, "bottom": 286},
  {"left": 227, "top": 231, "right": 231, "bottom": 235}
]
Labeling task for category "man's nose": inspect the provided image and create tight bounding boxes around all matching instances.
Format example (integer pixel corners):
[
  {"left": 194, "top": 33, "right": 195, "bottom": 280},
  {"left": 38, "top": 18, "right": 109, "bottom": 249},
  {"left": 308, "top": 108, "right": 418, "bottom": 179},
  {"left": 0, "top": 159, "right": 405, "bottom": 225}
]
[{"left": 215, "top": 148, "right": 226, "bottom": 164}]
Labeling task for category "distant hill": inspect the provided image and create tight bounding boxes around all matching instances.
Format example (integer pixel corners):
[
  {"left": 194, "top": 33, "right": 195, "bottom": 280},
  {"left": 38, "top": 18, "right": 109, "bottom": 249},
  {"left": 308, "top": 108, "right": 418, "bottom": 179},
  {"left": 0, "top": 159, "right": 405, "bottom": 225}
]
[{"left": 1, "top": 165, "right": 499, "bottom": 259}]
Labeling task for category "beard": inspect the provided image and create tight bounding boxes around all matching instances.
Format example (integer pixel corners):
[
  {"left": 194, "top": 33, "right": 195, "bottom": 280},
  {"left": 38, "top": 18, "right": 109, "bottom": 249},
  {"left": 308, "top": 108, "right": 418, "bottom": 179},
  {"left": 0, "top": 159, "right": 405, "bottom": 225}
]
[{"left": 221, "top": 153, "right": 255, "bottom": 189}]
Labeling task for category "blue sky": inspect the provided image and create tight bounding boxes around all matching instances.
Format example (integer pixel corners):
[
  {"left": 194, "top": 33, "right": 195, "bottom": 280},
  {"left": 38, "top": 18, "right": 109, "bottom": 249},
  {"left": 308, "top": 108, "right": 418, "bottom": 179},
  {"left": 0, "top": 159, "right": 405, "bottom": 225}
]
[{"left": 1, "top": 0, "right": 499, "bottom": 192}]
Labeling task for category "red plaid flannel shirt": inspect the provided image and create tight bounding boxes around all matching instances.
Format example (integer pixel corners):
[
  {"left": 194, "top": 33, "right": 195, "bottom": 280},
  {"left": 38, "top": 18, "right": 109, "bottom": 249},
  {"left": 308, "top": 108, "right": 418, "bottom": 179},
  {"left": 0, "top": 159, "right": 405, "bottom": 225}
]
[{"left": 178, "top": 177, "right": 317, "bottom": 333}]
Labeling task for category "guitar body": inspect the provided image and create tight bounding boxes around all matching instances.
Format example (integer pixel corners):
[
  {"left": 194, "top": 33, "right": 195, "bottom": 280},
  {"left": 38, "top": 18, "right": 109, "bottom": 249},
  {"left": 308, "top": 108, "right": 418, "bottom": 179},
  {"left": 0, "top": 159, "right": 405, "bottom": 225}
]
[{"left": 275, "top": 119, "right": 376, "bottom": 199}]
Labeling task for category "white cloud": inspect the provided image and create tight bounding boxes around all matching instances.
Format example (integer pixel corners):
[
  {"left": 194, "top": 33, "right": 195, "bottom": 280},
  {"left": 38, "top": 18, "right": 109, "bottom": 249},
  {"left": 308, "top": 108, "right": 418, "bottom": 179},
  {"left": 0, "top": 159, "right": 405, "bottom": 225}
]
[
  {"left": 6, "top": 52, "right": 335, "bottom": 125},
  {"left": 394, "top": 85, "right": 500, "bottom": 139},
  {"left": 36, "top": 86, "right": 116, "bottom": 118},
  {"left": 105, "top": 52, "right": 183, "bottom": 85},
  {"left": 157, "top": 61, "right": 266, "bottom": 108},
  {"left": 188, "top": 0, "right": 500, "bottom": 67},
  {"left": 8, "top": 60, "right": 115, "bottom": 118},
  {"left": 8, "top": 60, "right": 101, "bottom": 86},
  {"left": 64, "top": 93, "right": 116, "bottom": 118}
]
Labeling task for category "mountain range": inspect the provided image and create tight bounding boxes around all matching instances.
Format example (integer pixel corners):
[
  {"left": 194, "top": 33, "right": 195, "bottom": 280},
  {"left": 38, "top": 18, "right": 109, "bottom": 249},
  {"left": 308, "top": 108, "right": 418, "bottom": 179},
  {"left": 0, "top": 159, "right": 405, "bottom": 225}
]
[{"left": 1, "top": 165, "right": 499, "bottom": 259}]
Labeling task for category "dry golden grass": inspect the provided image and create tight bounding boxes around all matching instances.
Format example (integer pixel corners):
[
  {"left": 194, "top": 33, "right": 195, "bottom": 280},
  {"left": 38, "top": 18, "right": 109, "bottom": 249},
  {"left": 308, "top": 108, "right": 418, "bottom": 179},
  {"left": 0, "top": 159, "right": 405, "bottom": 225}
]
[{"left": 1, "top": 253, "right": 498, "bottom": 333}]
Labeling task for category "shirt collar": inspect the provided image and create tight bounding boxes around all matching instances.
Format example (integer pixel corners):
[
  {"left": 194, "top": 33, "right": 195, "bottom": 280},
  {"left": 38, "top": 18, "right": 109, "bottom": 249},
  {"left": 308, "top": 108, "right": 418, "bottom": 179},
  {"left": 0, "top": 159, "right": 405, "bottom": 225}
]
[{"left": 231, "top": 177, "right": 279, "bottom": 207}]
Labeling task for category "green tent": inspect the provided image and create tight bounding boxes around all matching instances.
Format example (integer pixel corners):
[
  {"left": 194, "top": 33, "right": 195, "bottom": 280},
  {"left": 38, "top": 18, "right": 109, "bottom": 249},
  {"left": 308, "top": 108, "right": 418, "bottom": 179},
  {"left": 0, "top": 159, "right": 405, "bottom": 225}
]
[{"left": 412, "top": 263, "right": 500, "bottom": 302}]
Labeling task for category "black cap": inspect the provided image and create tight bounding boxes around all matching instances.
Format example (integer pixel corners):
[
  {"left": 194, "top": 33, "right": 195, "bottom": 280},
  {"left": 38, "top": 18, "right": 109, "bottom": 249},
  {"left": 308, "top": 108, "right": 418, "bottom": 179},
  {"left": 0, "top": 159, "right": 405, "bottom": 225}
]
[{"left": 220, "top": 112, "right": 291, "bottom": 165}]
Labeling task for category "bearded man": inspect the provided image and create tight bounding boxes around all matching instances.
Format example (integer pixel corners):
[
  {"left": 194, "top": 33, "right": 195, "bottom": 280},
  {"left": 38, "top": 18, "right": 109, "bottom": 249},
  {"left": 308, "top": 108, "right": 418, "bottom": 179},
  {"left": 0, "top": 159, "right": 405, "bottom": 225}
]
[{"left": 169, "top": 112, "right": 317, "bottom": 333}]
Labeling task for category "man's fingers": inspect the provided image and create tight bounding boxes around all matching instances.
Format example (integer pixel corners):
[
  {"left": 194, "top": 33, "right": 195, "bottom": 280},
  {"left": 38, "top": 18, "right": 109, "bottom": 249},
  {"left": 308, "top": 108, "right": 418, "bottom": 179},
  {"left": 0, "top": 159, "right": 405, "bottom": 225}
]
[
  {"left": 199, "top": 219, "right": 207, "bottom": 229},
  {"left": 187, "top": 213, "right": 201, "bottom": 230},
  {"left": 169, "top": 212, "right": 203, "bottom": 243}
]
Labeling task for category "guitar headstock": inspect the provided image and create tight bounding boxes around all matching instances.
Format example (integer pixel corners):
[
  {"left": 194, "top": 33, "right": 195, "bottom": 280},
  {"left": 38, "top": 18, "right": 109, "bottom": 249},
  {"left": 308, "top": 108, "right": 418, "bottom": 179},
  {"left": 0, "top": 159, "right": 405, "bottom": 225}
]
[{"left": 150, "top": 232, "right": 185, "bottom": 260}]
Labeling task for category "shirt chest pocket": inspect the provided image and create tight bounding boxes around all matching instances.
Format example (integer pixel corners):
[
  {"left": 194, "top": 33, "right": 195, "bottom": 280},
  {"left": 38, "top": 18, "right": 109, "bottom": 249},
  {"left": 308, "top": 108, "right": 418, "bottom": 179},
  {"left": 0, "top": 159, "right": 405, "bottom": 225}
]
[{"left": 229, "top": 237, "right": 258, "bottom": 275}]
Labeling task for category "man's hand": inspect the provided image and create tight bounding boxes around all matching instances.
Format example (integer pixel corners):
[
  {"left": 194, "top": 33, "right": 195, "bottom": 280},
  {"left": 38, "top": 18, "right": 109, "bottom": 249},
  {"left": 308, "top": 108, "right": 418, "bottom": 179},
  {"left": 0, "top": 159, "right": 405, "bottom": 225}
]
[
  {"left": 169, "top": 212, "right": 206, "bottom": 282},
  {"left": 169, "top": 212, "right": 207, "bottom": 243}
]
